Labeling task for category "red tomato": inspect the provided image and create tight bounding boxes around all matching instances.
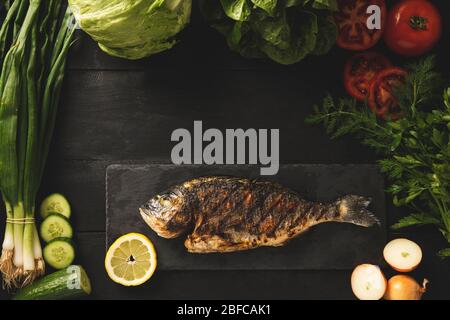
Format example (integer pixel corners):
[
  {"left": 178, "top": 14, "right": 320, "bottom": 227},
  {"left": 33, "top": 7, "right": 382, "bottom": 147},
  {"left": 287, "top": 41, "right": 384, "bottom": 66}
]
[
  {"left": 369, "top": 67, "right": 407, "bottom": 120},
  {"left": 344, "top": 52, "right": 392, "bottom": 101},
  {"left": 385, "top": 0, "right": 442, "bottom": 57},
  {"left": 335, "top": 0, "right": 387, "bottom": 51}
]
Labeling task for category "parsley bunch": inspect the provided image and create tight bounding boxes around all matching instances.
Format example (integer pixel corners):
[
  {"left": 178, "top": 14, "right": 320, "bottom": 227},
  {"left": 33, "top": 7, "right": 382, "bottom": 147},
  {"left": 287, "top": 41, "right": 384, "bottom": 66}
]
[{"left": 307, "top": 57, "right": 450, "bottom": 257}]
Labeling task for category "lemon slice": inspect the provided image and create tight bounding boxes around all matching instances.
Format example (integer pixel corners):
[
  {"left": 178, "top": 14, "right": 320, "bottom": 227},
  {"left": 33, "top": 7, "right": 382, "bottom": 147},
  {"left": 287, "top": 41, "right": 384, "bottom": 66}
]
[{"left": 105, "top": 233, "right": 157, "bottom": 286}]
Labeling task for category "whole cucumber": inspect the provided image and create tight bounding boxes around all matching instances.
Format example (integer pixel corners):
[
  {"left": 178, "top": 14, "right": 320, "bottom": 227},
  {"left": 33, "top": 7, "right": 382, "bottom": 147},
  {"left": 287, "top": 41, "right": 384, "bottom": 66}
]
[{"left": 13, "top": 265, "right": 91, "bottom": 300}]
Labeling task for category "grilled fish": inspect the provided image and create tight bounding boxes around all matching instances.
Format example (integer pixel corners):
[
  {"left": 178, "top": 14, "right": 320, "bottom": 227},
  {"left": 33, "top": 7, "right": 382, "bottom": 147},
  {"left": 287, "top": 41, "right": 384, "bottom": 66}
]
[{"left": 139, "top": 176, "right": 379, "bottom": 253}]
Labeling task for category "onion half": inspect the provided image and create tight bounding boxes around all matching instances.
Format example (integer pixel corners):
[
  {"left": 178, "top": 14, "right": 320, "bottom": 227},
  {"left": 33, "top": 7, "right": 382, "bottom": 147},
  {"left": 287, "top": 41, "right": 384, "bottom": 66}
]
[
  {"left": 351, "top": 264, "right": 387, "bottom": 300},
  {"left": 383, "top": 238, "right": 422, "bottom": 272}
]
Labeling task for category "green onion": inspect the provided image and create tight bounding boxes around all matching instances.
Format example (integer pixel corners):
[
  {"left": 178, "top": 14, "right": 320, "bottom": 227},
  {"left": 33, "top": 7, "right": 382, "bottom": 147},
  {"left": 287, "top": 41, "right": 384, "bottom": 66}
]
[{"left": 0, "top": 0, "right": 75, "bottom": 287}]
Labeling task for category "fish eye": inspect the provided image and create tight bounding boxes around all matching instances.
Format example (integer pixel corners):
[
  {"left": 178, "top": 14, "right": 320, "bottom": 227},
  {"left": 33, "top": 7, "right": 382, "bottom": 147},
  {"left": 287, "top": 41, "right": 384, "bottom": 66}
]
[{"left": 159, "top": 197, "right": 172, "bottom": 208}]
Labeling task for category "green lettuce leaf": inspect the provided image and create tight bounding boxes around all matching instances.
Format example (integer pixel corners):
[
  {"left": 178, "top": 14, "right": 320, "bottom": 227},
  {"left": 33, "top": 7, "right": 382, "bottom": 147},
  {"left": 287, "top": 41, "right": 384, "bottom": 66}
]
[
  {"left": 309, "top": 0, "right": 338, "bottom": 11},
  {"left": 220, "top": 0, "right": 252, "bottom": 21},
  {"left": 286, "top": 0, "right": 337, "bottom": 10},
  {"left": 258, "top": 10, "right": 318, "bottom": 65},
  {"left": 251, "top": 0, "right": 278, "bottom": 16},
  {"left": 438, "top": 248, "right": 450, "bottom": 257},
  {"left": 311, "top": 14, "right": 337, "bottom": 55},
  {"left": 200, "top": 0, "right": 337, "bottom": 65}
]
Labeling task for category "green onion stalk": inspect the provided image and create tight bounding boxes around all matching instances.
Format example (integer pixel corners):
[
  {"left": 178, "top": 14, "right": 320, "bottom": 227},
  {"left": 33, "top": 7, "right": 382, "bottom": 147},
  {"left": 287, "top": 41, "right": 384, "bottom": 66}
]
[{"left": 0, "top": 0, "right": 75, "bottom": 288}]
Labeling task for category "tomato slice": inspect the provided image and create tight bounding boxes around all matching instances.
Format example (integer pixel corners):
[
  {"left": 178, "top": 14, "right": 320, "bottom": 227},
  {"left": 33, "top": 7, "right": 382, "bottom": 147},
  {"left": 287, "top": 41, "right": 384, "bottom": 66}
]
[
  {"left": 369, "top": 67, "right": 407, "bottom": 120},
  {"left": 335, "top": 0, "right": 387, "bottom": 51},
  {"left": 344, "top": 52, "right": 391, "bottom": 101}
]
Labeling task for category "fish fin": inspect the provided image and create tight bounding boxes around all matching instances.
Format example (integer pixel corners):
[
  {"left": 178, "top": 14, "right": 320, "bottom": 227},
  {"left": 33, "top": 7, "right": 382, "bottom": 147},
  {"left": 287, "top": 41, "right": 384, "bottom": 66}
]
[{"left": 336, "top": 195, "right": 380, "bottom": 227}]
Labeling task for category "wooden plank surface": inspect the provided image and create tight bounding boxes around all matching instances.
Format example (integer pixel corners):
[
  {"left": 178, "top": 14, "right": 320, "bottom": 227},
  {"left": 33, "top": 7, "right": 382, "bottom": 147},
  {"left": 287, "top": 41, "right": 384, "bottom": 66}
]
[
  {"left": 76, "top": 232, "right": 357, "bottom": 300},
  {"left": 1, "top": 1, "right": 450, "bottom": 299},
  {"left": 74, "top": 230, "right": 450, "bottom": 300},
  {"left": 2, "top": 229, "right": 449, "bottom": 300},
  {"left": 54, "top": 69, "right": 376, "bottom": 162}
]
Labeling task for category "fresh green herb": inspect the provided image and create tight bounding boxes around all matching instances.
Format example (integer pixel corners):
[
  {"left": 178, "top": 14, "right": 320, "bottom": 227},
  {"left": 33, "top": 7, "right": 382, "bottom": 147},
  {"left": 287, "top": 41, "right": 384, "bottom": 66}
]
[
  {"left": 0, "top": 0, "right": 76, "bottom": 288},
  {"left": 307, "top": 56, "right": 450, "bottom": 256},
  {"left": 199, "top": 0, "right": 338, "bottom": 65},
  {"left": 438, "top": 248, "right": 450, "bottom": 258}
]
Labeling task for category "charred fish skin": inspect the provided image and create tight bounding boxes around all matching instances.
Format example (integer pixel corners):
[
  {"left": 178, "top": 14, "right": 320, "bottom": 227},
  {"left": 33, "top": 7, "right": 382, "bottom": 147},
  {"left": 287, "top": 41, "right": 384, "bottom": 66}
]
[{"left": 139, "top": 177, "right": 379, "bottom": 253}]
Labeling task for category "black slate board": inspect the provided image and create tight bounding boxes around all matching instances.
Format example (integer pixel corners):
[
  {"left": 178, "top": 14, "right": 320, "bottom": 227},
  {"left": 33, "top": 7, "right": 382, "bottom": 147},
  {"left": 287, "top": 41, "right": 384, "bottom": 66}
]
[{"left": 106, "top": 164, "right": 387, "bottom": 270}]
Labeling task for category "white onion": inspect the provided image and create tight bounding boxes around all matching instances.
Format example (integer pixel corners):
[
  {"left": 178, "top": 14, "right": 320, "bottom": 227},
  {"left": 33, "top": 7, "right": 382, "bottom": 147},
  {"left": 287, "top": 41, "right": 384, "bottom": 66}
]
[
  {"left": 351, "top": 264, "right": 387, "bottom": 300},
  {"left": 383, "top": 238, "right": 422, "bottom": 272}
]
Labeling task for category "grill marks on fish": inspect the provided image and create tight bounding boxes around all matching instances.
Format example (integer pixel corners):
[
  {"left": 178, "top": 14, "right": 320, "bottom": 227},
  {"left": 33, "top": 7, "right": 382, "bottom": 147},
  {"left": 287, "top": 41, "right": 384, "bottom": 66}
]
[{"left": 139, "top": 176, "right": 379, "bottom": 253}]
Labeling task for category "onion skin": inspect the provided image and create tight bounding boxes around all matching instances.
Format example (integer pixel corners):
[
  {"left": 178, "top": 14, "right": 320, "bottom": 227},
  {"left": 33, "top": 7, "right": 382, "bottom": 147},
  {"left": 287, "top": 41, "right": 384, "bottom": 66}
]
[
  {"left": 390, "top": 266, "right": 416, "bottom": 273},
  {"left": 384, "top": 275, "right": 428, "bottom": 300}
]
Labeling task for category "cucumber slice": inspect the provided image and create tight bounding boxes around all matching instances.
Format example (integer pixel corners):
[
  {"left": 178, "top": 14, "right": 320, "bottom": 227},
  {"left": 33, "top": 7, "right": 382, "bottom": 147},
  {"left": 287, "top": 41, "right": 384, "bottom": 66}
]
[
  {"left": 40, "top": 213, "right": 73, "bottom": 243},
  {"left": 43, "top": 238, "right": 75, "bottom": 270},
  {"left": 13, "top": 265, "right": 91, "bottom": 300},
  {"left": 40, "top": 193, "right": 71, "bottom": 219}
]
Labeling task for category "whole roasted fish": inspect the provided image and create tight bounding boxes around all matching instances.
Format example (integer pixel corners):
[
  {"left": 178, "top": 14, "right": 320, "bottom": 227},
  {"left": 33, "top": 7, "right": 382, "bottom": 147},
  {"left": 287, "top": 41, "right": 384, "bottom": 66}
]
[{"left": 139, "top": 176, "right": 379, "bottom": 253}]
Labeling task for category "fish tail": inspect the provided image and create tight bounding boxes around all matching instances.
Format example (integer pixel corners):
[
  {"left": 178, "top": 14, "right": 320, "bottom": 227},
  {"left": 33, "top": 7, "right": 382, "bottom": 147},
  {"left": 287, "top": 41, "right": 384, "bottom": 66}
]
[{"left": 335, "top": 195, "right": 380, "bottom": 227}]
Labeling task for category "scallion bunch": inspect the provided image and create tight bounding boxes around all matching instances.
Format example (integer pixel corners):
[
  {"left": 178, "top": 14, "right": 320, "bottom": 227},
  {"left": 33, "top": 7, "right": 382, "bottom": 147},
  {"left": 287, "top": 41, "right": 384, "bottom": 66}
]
[{"left": 0, "top": 0, "right": 75, "bottom": 288}]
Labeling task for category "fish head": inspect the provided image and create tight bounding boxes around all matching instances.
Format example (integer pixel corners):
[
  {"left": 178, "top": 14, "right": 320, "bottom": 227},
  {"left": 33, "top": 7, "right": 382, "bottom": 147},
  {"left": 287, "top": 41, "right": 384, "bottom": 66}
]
[{"left": 139, "top": 187, "right": 192, "bottom": 239}]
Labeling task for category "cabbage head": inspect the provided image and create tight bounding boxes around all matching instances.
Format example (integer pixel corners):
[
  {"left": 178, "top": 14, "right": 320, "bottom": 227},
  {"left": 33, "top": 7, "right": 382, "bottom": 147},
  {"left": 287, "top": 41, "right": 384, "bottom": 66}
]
[{"left": 69, "top": 0, "right": 192, "bottom": 60}]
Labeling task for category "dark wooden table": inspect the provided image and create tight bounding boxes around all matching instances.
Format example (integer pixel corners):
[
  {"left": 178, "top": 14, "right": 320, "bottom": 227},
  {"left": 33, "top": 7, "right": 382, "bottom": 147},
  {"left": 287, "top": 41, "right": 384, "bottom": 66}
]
[{"left": 1, "top": 3, "right": 450, "bottom": 300}]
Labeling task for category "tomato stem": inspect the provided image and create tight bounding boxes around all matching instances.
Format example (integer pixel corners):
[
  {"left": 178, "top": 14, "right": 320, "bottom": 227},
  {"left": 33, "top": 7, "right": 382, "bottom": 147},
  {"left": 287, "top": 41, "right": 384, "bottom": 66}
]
[{"left": 409, "top": 16, "right": 428, "bottom": 30}]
